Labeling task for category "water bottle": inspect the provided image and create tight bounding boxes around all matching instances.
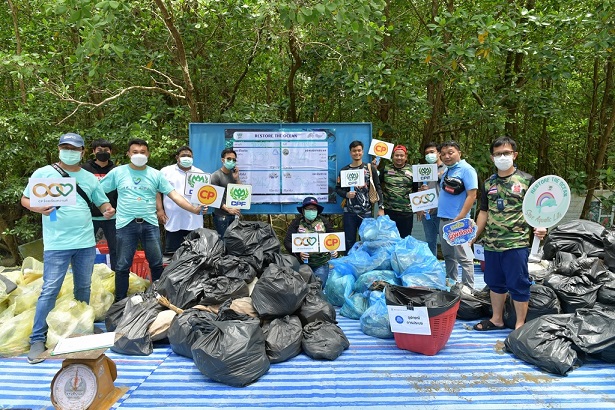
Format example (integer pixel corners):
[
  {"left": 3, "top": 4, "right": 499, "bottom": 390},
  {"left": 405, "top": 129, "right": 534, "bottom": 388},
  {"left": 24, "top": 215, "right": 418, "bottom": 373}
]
[{"left": 303, "top": 255, "right": 309, "bottom": 264}]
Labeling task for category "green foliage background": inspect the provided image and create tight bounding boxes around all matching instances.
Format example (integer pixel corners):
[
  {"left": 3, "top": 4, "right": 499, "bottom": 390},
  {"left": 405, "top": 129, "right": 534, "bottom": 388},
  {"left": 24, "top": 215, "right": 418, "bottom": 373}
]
[{"left": 1, "top": 0, "right": 614, "bottom": 260}]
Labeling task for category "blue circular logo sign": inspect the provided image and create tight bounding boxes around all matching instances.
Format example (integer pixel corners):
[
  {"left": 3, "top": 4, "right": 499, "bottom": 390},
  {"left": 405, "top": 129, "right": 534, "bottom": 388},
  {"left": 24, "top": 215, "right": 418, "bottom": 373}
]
[{"left": 395, "top": 316, "right": 403, "bottom": 324}]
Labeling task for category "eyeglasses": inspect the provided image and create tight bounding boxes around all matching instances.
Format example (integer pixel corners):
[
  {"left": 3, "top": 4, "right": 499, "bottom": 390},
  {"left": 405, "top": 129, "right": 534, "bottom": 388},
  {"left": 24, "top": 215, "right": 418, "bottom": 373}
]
[{"left": 493, "top": 151, "right": 515, "bottom": 158}]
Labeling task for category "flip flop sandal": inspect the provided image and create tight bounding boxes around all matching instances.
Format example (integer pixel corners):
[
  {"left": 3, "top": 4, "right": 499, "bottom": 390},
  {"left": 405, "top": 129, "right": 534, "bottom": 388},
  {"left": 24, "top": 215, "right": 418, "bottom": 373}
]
[{"left": 473, "top": 319, "right": 505, "bottom": 331}]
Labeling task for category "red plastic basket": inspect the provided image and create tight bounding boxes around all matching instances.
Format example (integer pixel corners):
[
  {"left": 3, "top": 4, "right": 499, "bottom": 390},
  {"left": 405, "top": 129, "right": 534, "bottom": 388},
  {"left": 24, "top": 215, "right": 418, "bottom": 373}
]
[
  {"left": 131, "top": 250, "right": 151, "bottom": 280},
  {"left": 393, "top": 300, "right": 460, "bottom": 356},
  {"left": 96, "top": 240, "right": 109, "bottom": 255}
]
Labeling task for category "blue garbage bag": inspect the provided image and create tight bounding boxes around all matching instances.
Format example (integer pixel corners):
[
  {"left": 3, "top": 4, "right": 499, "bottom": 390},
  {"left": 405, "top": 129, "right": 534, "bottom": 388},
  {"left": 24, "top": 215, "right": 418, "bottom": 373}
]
[
  {"left": 353, "top": 270, "right": 399, "bottom": 293},
  {"left": 360, "top": 291, "right": 393, "bottom": 339},
  {"left": 391, "top": 236, "right": 447, "bottom": 290},
  {"left": 325, "top": 263, "right": 356, "bottom": 307},
  {"left": 359, "top": 215, "right": 401, "bottom": 242},
  {"left": 340, "top": 285, "right": 369, "bottom": 320}
]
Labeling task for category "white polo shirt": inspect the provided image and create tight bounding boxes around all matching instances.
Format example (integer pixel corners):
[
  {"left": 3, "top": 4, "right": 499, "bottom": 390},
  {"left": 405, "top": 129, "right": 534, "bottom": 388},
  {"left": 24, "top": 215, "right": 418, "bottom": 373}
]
[{"left": 160, "top": 164, "right": 205, "bottom": 232}]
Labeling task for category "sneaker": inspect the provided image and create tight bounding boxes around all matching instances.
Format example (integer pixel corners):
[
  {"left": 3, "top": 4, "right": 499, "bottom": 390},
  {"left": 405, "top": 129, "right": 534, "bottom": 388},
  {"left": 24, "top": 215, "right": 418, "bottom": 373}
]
[{"left": 27, "top": 341, "right": 46, "bottom": 364}]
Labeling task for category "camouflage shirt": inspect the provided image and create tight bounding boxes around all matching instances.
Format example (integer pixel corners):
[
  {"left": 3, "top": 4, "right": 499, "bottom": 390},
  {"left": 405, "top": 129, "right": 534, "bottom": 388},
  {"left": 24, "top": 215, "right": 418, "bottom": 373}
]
[
  {"left": 283, "top": 215, "right": 334, "bottom": 268},
  {"left": 379, "top": 163, "right": 416, "bottom": 213},
  {"left": 480, "top": 169, "right": 535, "bottom": 251}
]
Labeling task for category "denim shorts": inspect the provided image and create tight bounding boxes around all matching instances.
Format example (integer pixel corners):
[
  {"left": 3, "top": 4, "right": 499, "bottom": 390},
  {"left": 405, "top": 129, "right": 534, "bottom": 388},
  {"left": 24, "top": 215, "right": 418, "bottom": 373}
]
[{"left": 483, "top": 247, "right": 531, "bottom": 302}]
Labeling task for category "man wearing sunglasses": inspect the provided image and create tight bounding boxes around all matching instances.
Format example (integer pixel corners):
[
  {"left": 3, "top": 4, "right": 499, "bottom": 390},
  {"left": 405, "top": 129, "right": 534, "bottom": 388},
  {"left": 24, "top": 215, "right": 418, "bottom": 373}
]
[{"left": 210, "top": 148, "right": 241, "bottom": 236}]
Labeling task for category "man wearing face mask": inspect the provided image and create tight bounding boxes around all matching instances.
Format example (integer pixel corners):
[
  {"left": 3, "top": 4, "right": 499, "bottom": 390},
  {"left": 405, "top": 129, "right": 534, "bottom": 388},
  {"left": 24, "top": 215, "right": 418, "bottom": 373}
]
[
  {"left": 156, "top": 146, "right": 205, "bottom": 253},
  {"left": 437, "top": 140, "right": 478, "bottom": 289},
  {"left": 473, "top": 137, "right": 547, "bottom": 331},
  {"left": 101, "top": 138, "right": 207, "bottom": 301},
  {"left": 378, "top": 144, "right": 419, "bottom": 238},
  {"left": 82, "top": 139, "right": 118, "bottom": 270},
  {"left": 284, "top": 197, "right": 337, "bottom": 287},
  {"left": 210, "top": 148, "right": 241, "bottom": 237},
  {"left": 21, "top": 132, "right": 114, "bottom": 364},
  {"left": 416, "top": 142, "right": 446, "bottom": 257}
]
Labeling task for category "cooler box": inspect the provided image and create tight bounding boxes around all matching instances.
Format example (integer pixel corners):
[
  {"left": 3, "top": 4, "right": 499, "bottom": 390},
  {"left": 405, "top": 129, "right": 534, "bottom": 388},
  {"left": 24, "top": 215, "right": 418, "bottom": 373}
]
[
  {"left": 131, "top": 250, "right": 151, "bottom": 280},
  {"left": 385, "top": 285, "right": 460, "bottom": 356}
]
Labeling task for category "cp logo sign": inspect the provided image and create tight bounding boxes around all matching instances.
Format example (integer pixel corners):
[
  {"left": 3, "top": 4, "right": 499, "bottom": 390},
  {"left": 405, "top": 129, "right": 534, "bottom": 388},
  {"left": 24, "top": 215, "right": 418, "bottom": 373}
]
[
  {"left": 322, "top": 234, "right": 341, "bottom": 251},
  {"left": 374, "top": 142, "right": 389, "bottom": 156},
  {"left": 197, "top": 186, "right": 217, "bottom": 205}
]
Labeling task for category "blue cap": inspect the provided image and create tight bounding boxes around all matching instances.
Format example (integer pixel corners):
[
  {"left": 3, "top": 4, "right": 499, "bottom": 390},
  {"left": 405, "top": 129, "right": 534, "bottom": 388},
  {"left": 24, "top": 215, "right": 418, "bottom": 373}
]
[
  {"left": 58, "top": 133, "right": 84, "bottom": 148},
  {"left": 297, "top": 196, "right": 324, "bottom": 214}
]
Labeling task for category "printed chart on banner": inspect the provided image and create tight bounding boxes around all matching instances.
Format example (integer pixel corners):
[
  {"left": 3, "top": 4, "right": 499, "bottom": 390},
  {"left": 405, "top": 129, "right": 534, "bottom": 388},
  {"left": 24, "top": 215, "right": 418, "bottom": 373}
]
[{"left": 228, "top": 130, "right": 334, "bottom": 204}]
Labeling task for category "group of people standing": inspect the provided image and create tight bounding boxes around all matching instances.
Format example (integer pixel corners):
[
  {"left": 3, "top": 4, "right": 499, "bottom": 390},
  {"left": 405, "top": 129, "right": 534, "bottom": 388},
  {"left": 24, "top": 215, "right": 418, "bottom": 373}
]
[
  {"left": 21, "top": 132, "right": 546, "bottom": 364},
  {"left": 333, "top": 137, "right": 547, "bottom": 334},
  {"left": 21, "top": 135, "right": 239, "bottom": 363}
]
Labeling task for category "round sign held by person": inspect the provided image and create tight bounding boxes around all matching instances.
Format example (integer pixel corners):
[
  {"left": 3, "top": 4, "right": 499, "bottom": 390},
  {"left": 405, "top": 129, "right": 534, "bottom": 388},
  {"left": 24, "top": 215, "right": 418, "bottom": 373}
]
[
  {"left": 442, "top": 217, "right": 477, "bottom": 260},
  {"left": 522, "top": 174, "right": 571, "bottom": 256}
]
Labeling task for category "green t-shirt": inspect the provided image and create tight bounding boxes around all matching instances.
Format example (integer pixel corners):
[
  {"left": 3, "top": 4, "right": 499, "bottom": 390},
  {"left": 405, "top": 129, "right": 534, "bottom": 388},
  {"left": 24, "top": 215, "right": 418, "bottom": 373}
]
[
  {"left": 480, "top": 169, "right": 535, "bottom": 251},
  {"left": 101, "top": 165, "right": 174, "bottom": 229},
  {"left": 23, "top": 165, "right": 109, "bottom": 251}
]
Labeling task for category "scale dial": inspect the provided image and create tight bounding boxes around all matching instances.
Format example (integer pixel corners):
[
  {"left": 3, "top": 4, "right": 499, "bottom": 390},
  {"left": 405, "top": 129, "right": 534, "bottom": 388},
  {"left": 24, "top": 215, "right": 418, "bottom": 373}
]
[{"left": 51, "top": 363, "right": 97, "bottom": 409}]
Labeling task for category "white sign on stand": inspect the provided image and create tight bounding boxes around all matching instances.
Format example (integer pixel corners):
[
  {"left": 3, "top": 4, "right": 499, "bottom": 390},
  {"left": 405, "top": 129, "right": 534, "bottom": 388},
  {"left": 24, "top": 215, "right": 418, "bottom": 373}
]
[
  {"left": 412, "top": 164, "right": 438, "bottom": 183},
  {"left": 368, "top": 139, "right": 394, "bottom": 160},
  {"left": 291, "top": 233, "right": 320, "bottom": 253},
  {"left": 387, "top": 305, "right": 431, "bottom": 335}
]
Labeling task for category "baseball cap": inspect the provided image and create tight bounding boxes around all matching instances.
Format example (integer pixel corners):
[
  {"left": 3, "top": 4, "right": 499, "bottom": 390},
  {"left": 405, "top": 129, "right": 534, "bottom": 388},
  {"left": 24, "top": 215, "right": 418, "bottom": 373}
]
[
  {"left": 297, "top": 196, "right": 324, "bottom": 214},
  {"left": 393, "top": 145, "right": 407, "bottom": 154},
  {"left": 58, "top": 133, "right": 85, "bottom": 148}
]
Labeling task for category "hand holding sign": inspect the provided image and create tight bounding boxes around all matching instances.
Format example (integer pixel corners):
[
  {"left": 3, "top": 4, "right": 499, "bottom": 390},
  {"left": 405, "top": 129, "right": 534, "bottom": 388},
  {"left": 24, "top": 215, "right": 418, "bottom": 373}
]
[
  {"left": 522, "top": 175, "right": 570, "bottom": 258},
  {"left": 442, "top": 218, "right": 477, "bottom": 260}
]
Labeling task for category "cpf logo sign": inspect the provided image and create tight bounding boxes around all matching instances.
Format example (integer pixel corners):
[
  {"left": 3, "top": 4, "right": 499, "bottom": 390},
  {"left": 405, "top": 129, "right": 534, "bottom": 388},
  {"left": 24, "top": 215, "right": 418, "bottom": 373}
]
[{"left": 225, "top": 183, "right": 252, "bottom": 209}]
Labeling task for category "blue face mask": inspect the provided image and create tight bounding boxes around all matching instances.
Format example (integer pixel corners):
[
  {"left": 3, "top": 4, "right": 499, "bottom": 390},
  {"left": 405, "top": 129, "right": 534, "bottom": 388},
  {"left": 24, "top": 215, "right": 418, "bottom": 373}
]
[
  {"left": 304, "top": 210, "right": 318, "bottom": 221},
  {"left": 223, "top": 159, "right": 236, "bottom": 170},
  {"left": 59, "top": 149, "right": 82, "bottom": 165}
]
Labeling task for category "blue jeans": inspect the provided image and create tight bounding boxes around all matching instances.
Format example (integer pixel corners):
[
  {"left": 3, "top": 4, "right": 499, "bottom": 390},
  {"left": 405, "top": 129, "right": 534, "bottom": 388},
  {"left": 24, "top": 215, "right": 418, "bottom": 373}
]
[
  {"left": 164, "top": 229, "right": 192, "bottom": 254},
  {"left": 422, "top": 214, "right": 440, "bottom": 257},
  {"left": 94, "top": 218, "right": 117, "bottom": 271},
  {"left": 30, "top": 247, "right": 96, "bottom": 344},
  {"left": 115, "top": 221, "right": 163, "bottom": 301},
  {"left": 213, "top": 214, "right": 234, "bottom": 237},
  {"left": 343, "top": 212, "right": 370, "bottom": 251},
  {"left": 311, "top": 264, "right": 330, "bottom": 289}
]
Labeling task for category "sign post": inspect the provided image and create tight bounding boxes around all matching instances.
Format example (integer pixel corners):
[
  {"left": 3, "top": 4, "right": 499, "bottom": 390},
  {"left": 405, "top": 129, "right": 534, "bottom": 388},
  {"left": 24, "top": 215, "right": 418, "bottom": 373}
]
[{"left": 522, "top": 175, "right": 571, "bottom": 257}]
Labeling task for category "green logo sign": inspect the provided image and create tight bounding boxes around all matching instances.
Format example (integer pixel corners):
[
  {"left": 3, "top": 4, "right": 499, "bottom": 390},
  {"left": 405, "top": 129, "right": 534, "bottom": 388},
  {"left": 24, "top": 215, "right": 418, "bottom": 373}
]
[
  {"left": 419, "top": 167, "right": 431, "bottom": 176},
  {"left": 230, "top": 187, "right": 249, "bottom": 201},
  {"left": 347, "top": 172, "right": 359, "bottom": 181},
  {"left": 188, "top": 174, "right": 207, "bottom": 188}
]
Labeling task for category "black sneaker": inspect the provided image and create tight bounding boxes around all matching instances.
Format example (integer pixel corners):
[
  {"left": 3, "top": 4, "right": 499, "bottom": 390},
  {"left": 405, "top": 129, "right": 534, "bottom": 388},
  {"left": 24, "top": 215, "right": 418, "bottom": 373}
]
[{"left": 27, "top": 341, "right": 46, "bottom": 364}]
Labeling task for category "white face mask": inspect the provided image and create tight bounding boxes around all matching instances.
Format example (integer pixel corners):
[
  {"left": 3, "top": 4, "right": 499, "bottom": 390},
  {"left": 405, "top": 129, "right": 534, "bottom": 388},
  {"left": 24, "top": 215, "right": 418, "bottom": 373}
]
[
  {"left": 493, "top": 155, "right": 513, "bottom": 171},
  {"left": 425, "top": 153, "right": 438, "bottom": 164},
  {"left": 131, "top": 154, "right": 148, "bottom": 167}
]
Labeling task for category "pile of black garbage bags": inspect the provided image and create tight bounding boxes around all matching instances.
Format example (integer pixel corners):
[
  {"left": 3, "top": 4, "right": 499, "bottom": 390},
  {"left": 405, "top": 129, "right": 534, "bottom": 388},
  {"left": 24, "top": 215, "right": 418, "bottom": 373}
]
[
  {"left": 500, "top": 219, "right": 615, "bottom": 375},
  {"left": 104, "top": 220, "right": 349, "bottom": 387}
]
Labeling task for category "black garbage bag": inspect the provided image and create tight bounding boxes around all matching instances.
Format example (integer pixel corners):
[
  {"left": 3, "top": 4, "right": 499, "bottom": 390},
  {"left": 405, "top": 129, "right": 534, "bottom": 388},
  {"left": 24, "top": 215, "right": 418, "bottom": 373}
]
[
  {"left": 297, "top": 282, "right": 336, "bottom": 326},
  {"left": 251, "top": 264, "right": 309, "bottom": 319},
  {"left": 568, "top": 307, "right": 615, "bottom": 355},
  {"left": 585, "top": 259, "right": 615, "bottom": 285},
  {"left": 543, "top": 220, "right": 606, "bottom": 260},
  {"left": 598, "top": 280, "right": 615, "bottom": 306},
  {"left": 111, "top": 293, "right": 166, "bottom": 356},
  {"left": 503, "top": 284, "right": 561, "bottom": 329},
  {"left": 453, "top": 284, "right": 491, "bottom": 321},
  {"left": 384, "top": 285, "right": 460, "bottom": 317},
  {"left": 192, "top": 318, "right": 270, "bottom": 387},
  {"left": 105, "top": 297, "right": 129, "bottom": 332},
  {"left": 156, "top": 253, "right": 213, "bottom": 309},
  {"left": 296, "top": 264, "right": 321, "bottom": 285},
  {"left": 554, "top": 254, "right": 596, "bottom": 277},
  {"left": 168, "top": 309, "right": 217, "bottom": 359},
  {"left": 199, "top": 276, "right": 250, "bottom": 306},
  {"left": 262, "top": 315, "right": 303, "bottom": 363},
  {"left": 172, "top": 228, "right": 225, "bottom": 266},
  {"left": 224, "top": 220, "right": 280, "bottom": 273},
  {"left": 216, "top": 298, "right": 254, "bottom": 321},
  {"left": 302, "top": 320, "right": 350, "bottom": 360},
  {"left": 266, "top": 253, "right": 301, "bottom": 272},
  {"left": 544, "top": 272, "right": 602, "bottom": 313},
  {"left": 216, "top": 254, "right": 257, "bottom": 282},
  {"left": 603, "top": 227, "right": 615, "bottom": 271},
  {"left": 504, "top": 313, "right": 584, "bottom": 376}
]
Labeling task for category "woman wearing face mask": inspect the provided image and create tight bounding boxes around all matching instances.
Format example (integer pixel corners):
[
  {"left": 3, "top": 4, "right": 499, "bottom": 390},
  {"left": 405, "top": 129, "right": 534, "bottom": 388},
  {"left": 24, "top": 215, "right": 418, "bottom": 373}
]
[{"left": 284, "top": 197, "right": 338, "bottom": 288}]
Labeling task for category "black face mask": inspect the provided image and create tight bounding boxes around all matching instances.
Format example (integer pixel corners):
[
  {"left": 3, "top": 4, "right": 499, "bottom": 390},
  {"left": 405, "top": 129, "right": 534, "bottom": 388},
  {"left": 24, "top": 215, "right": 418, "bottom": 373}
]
[{"left": 95, "top": 152, "right": 111, "bottom": 162}]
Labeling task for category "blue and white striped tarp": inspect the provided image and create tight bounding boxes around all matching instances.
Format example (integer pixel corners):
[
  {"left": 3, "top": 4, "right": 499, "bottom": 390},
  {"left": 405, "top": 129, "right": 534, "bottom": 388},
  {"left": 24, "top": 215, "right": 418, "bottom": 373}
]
[{"left": 2, "top": 268, "right": 614, "bottom": 410}]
